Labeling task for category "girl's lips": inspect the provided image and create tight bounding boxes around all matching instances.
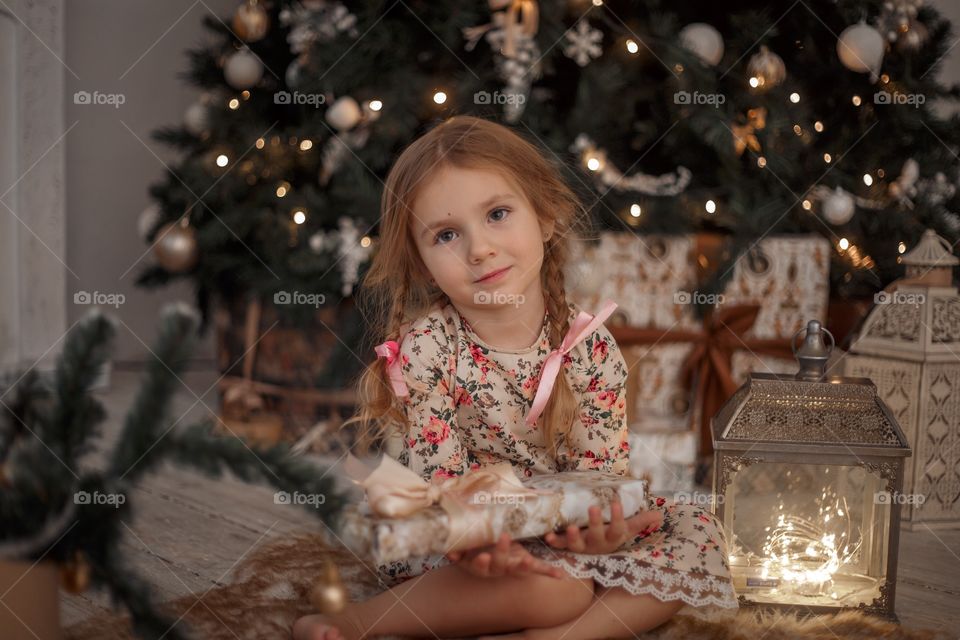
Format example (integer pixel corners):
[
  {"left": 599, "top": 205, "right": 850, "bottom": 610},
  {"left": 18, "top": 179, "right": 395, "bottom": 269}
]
[{"left": 476, "top": 266, "right": 510, "bottom": 283}]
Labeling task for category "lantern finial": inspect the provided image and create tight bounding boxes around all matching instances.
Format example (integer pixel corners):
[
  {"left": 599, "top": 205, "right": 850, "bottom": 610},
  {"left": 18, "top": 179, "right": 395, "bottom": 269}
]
[
  {"left": 900, "top": 229, "right": 958, "bottom": 287},
  {"left": 793, "top": 320, "right": 834, "bottom": 382}
]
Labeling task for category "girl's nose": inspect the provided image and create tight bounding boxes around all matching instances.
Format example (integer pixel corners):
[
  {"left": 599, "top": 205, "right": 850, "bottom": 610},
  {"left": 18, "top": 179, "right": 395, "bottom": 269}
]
[{"left": 468, "top": 235, "right": 496, "bottom": 263}]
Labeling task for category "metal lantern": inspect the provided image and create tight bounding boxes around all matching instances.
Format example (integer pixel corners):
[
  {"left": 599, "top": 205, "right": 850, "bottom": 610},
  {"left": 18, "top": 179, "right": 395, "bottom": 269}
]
[
  {"left": 712, "top": 320, "right": 911, "bottom": 619},
  {"left": 845, "top": 229, "right": 960, "bottom": 529}
]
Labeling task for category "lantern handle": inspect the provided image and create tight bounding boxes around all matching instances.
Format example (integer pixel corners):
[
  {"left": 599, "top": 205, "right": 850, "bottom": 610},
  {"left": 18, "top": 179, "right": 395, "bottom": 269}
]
[
  {"left": 791, "top": 320, "right": 834, "bottom": 381},
  {"left": 790, "top": 322, "right": 835, "bottom": 357}
]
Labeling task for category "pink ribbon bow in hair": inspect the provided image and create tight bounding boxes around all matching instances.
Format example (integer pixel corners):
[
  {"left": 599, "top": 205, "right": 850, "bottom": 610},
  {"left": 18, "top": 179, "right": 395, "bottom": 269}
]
[
  {"left": 375, "top": 340, "right": 409, "bottom": 398},
  {"left": 524, "top": 299, "right": 618, "bottom": 427}
]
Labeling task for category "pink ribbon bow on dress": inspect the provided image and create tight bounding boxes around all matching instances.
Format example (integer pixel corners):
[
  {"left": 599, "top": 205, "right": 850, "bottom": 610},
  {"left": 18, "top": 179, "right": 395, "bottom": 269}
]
[
  {"left": 524, "top": 299, "right": 618, "bottom": 427},
  {"left": 375, "top": 339, "right": 409, "bottom": 397}
]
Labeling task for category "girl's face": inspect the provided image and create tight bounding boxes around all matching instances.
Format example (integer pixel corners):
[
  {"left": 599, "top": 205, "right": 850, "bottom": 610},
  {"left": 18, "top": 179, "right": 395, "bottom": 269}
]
[{"left": 410, "top": 165, "right": 554, "bottom": 315}]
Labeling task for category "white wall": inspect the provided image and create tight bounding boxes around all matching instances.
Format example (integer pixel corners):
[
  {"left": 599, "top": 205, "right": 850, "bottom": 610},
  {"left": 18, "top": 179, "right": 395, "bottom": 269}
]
[{"left": 64, "top": 0, "right": 237, "bottom": 363}]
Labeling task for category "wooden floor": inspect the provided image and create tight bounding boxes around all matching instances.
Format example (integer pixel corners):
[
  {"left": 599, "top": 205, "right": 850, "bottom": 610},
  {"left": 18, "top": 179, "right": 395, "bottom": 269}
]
[{"left": 60, "top": 367, "right": 960, "bottom": 638}]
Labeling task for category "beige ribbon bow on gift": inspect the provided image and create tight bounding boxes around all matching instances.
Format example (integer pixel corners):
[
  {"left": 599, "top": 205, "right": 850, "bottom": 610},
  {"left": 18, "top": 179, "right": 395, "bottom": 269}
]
[{"left": 343, "top": 454, "right": 552, "bottom": 552}]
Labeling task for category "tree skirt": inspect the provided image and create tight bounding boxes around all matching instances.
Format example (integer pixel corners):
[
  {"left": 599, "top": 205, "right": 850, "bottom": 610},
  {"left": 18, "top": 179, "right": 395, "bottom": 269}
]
[{"left": 65, "top": 534, "right": 943, "bottom": 640}]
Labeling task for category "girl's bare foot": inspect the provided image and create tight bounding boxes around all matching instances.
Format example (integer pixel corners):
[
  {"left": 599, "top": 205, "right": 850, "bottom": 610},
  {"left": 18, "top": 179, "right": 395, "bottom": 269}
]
[{"left": 291, "top": 612, "right": 362, "bottom": 640}]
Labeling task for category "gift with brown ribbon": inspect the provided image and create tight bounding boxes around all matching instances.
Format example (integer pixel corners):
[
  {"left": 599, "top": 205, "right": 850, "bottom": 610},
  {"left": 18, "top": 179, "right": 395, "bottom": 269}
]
[{"left": 611, "top": 304, "right": 795, "bottom": 457}]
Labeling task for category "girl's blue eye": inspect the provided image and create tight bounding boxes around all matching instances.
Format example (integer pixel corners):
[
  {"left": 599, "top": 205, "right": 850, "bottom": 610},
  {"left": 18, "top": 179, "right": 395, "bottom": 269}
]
[
  {"left": 435, "top": 229, "right": 457, "bottom": 245},
  {"left": 489, "top": 207, "right": 509, "bottom": 222},
  {"left": 433, "top": 208, "right": 509, "bottom": 245}
]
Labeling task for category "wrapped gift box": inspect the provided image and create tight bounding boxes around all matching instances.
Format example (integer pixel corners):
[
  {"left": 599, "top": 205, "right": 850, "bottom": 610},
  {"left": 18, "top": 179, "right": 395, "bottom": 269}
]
[
  {"left": 339, "top": 458, "right": 648, "bottom": 565},
  {"left": 567, "top": 233, "right": 829, "bottom": 486}
]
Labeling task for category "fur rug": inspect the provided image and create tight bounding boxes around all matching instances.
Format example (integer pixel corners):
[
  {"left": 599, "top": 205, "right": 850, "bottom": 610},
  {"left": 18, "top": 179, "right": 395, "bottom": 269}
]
[{"left": 65, "top": 534, "right": 946, "bottom": 640}]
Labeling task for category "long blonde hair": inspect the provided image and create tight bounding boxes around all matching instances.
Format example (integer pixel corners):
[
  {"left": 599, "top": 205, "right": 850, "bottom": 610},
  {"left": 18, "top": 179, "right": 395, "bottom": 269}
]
[{"left": 342, "top": 115, "right": 592, "bottom": 463}]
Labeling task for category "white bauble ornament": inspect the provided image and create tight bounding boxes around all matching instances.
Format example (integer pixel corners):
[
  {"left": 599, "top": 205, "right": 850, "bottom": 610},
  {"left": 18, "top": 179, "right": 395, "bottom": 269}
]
[
  {"left": 224, "top": 49, "right": 264, "bottom": 89},
  {"left": 837, "top": 23, "right": 884, "bottom": 81},
  {"left": 137, "top": 203, "right": 161, "bottom": 240},
  {"left": 822, "top": 187, "right": 856, "bottom": 225},
  {"left": 747, "top": 45, "right": 786, "bottom": 91},
  {"left": 154, "top": 221, "right": 199, "bottom": 272},
  {"left": 678, "top": 23, "right": 724, "bottom": 67},
  {"left": 325, "top": 96, "right": 362, "bottom": 131},
  {"left": 309, "top": 231, "right": 328, "bottom": 253},
  {"left": 183, "top": 100, "right": 210, "bottom": 136}
]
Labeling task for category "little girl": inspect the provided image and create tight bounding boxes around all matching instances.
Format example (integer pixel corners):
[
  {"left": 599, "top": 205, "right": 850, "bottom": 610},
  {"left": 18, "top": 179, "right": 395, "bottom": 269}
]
[{"left": 294, "top": 115, "right": 737, "bottom": 640}]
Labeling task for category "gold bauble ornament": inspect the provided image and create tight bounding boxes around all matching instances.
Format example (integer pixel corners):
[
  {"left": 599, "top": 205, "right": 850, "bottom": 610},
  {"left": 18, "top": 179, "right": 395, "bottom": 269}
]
[
  {"left": 746, "top": 45, "right": 786, "bottom": 91},
  {"left": 154, "top": 219, "right": 199, "bottom": 273},
  {"left": 233, "top": 0, "right": 270, "bottom": 42},
  {"left": 60, "top": 551, "right": 91, "bottom": 594},
  {"left": 309, "top": 559, "right": 348, "bottom": 613}
]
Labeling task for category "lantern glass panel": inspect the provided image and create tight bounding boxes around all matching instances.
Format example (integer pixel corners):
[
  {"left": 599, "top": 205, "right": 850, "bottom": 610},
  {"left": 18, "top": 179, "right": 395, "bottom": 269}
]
[{"left": 725, "top": 461, "right": 890, "bottom": 607}]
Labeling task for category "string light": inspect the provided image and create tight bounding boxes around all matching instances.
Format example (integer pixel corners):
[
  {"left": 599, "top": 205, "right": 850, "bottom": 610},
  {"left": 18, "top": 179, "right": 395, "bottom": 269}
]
[
  {"left": 881, "top": 73, "right": 890, "bottom": 83},
  {"left": 823, "top": 153, "right": 832, "bottom": 163},
  {"left": 433, "top": 91, "right": 447, "bottom": 104},
  {"left": 586, "top": 156, "right": 602, "bottom": 171},
  {"left": 877, "top": 169, "right": 885, "bottom": 178},
  {"left": 802, "top": 199, "right": 813, "bottom": 210},
  {"left": 216, "top": 154, "right": 229, "bottom": 167},
  {"left": 839, "top": 237, "right": 849, "bottom": 250},
  {"left": 276, "top": 181, "right": 290, "bottom": 198},
  {"left": 299, "top": 139, "right": 313, "bottom": 151},
  {"left": 630, "top": 203, "right": 642, "bottom": 217},
  {"left": 241, "top": 90, "right": 251, "bottom": 100},
  {"left": 674, "top": 63, "right": 684, "bottom": 73},
  {"left": 852, "top": 95, "right": 862, "bottom": 106},
  {"left": 626, "top": 39, "right": 639, "bottom": 54},
  {"left": 368, "top": 99, "right": 383, "bottom": 111},
  {"left": 814, "top": 121, "right": 824, "bottom": 132},
  {"left": 790, "top": 92, "right": 800, "bottom": 103},
  {"left": 228, "top": 98, "right": 240, "bottom": 110},
  {"left": 757, "top": 156, "right": 767, "bottom": 168},
  {"left": 360, "top": 236, "right": 372, "bottom": 248},
  {"left": 898, "top": 241, "right": 907, "bottom": 254},
  {"left": 705, "top": 200, "right": 717, "bottom": 214},
  {"left": 592, "top": 0, "right": 603, "bottom": 6},
  {"left": 863, "top": 174, "right": 873, "bottom": 186},
  {"left": 793, "top": 124, "right": 803, "bottom": 135},
  {"left": 749, "top": 77, "right": 761, "bottom": 88},
  {"left": 292, "top": 209, "right": 306, "bottom": 225},
  {"left": 255, "top": 137, "right": 265, "bottom": 149}
]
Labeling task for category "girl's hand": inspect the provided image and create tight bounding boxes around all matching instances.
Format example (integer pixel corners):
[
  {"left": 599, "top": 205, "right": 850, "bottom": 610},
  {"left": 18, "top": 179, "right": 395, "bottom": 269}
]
[
  {"left": 445, "top": 532, "right": 566, "bottom": 579},
  {"left": 544, "top": 502, "right": 663, "bottom": 555}
]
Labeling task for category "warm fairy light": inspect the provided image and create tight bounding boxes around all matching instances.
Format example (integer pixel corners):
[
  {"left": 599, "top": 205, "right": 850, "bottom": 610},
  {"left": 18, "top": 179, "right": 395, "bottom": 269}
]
[
  {"left": 587, "top": 156, "right": 601, "bottom": 171},
  {"left": 630, "top": 203, "right": 642, "bottom": 217},
  {"left": 757, "top": 156, "right": 767, "bottom": 168},
  {"left": 255, "top": 137, "right": 265, "bottom": 149},
  {"left": 852, "top": 95, "right": 862, "bottom": 106},
  {"left": 793, "top": 124, "right": 802, "bottom": 135},
  {"left": 877, "top": 168, "right": 885, "bottom": 178},
  {"left": 863, "top": 174, "right": 873, "bottom": 186},
  {"left": 839, "top": 237, "right": 849, "bottom": 250},
  {"left": 369, "top": 99, "right": 383, "bottom": 111},
  {"left": 228, "top": 98, "right": 240, "bottom": 110},
  {"left": 674, "top": 63, "right": 684, "bottom": 73},
  {"left": 299, "top": 139, "right": 313, "bottom": 151},
  {"left": 790, "top": 92, "right": 800, "bottom": 103},
  {"left": 241, "top": 90, "right": 251, "bottom": 100},
  {"left": 216, "top": 154, "right": 229, "bottom": 167},
  {"left": 802, "top": 199, "right": 813, "bottom": 210},
  {"left": 881, "top": 73, "right": 890, "bottom": 83},
  {"left": 898, "top": 241, "right": 907, "bottom": 254},
  {"left": 276, "top": 181, "right": 290, "bottom": 197},
  {"left": 592, "top": 0, "right": 603, "bottom": 6},
  {"left": 814, "top": 121, "right": 824, "bottom": 132},
  {"left": 823, "top": 153, "right": 832, "bottom": 163},
  {"left": 360, "top": 236, "right": 372, "bottom": 248},
  {"left": 293, "top": 209, "right": 306, "bottom": 225},
  {"left": 626, "top": 39, "right": 639, "bottom": 54},
  {"left": 433, "top": 91, "right": 447, "bottom": 104},
  {"left": 705, "top": 200, "right": 717, "bottom": 214},
  {"left": 749, "top": 77, "right": 760, "bottom": 88}
]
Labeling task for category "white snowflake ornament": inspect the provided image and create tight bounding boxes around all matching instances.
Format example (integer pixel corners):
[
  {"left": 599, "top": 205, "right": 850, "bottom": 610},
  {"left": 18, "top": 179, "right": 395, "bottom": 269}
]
[{"left": 563, "top": 19, "right": 603, "bottom": 67}]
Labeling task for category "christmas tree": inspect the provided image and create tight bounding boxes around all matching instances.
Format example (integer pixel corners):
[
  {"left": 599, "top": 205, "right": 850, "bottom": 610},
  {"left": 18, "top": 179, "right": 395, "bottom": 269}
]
[
  {"left": 0, "top": 306, "right": 347, "bottom": 637},
  {"left": 137, "top": 0, "right": 960, "bottom": 339}
]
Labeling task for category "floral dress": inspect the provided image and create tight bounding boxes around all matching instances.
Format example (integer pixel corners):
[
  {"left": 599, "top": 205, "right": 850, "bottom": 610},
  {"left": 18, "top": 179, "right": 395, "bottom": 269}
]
[{"left": 375, "top": 299, "right": 738, "bottom": 613}]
